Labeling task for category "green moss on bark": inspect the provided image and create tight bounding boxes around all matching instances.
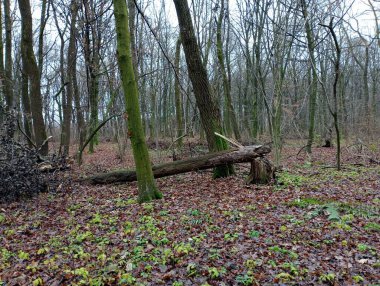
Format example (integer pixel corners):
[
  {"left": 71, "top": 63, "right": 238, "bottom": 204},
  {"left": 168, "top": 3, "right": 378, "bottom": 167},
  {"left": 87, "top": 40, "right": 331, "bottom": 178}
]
[{"left": 113, "top": 0, "right": 161, "bottom": 203}]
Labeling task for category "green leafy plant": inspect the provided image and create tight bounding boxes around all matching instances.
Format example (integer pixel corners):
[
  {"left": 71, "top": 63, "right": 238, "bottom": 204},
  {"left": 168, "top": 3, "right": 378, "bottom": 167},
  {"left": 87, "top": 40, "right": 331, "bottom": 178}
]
[
  {"left": 75, "top": 231, "right": 93, "bottom": 243},
  {"left": 325, "top": 204, "right": 340, "bottom": 221},
  {"left": 357, "top": 243, "right": 371, "bottom": 252},
  {"left": 159, "top": 210, "right": 169, "bottom": 216},
  {"left": 280, "top": 262, "right": 299, "bottom": 276},
  {"left": 276, "top": 272, "right": 294, "bottom": 282},
  {"left": 4, "top": 229, "right": 15, "bottom": 236},
  {"left": 319, "top": 273, "right": 336, "bottom": 284},
  {"left": 276, "top": 171, "right": 306, "bottom": 189},
  {"left": 289, "top": 197, "right": 323, "bottom": 208},
  {"left": 143, "top": 203, "right": 154, "bottom": 212},
  {"left": 364, "top": 222, "right": 380, "bottom": 232},
  {"left": 1, "top": 248, "right": 13, "bottom": 261},
  {"left": 123, "top": 221, "right": 134, "bottom": 235},
  {"left": 67, "top": 204, "right": 81, "bottom": 212},
  {"left": 224, "top": 232, "right": 239, "bottom": 242},
  {"left": 249, "top": 230, "right": 260, "bottom": 238},
  {"left": 174, "top": 243, "right": 193, "bottom": 256},
  {"left": 118, "top": 273, "right": 136, "bottom": 285},
  {"left": 268, "top": 246, "right": 298, "bottom": 260},
  {"left": 352, "top": 275, "right": 364, "bottom": 283},
  {"left": 37, "top": 247, "right": 49, "bottom": 255},
  {"left": 18, "top": 250, "right": 29, "bottom": 261},
  {"left": 244, "top": 259, "right": 263, "bottom": 270},
  {"left": 186, "top": 262, "right": 198, "bottom": 277},
  {"left": 208, "top": 248, "right": 221, "bottom": 260},
  {"left": 235, "top": 272, "right": 255, "bottom": 285},
  {"left": 126, "top": 198, "right": 137, "bottom": 205},
  {"left": 32, "top": 277, "right": 43, "bottom": 286},
  {"left": 208, "top": 267, "right": 226, "bottom": 279},
  {"left": 187, "top": 208, "right": 200, "bottom": 216}
]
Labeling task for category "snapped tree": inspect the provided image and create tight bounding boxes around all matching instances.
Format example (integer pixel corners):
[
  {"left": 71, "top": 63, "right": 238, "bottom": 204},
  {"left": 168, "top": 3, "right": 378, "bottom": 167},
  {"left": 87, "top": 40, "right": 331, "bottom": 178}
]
[{"left": 112, "top": 0, "right": 162, "bottom": 203}]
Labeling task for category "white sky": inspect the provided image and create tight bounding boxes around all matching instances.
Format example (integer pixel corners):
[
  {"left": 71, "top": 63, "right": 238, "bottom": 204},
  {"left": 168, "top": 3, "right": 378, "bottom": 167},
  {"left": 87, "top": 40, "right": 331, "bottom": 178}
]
[{"left": 164, "top": 0, "right": 379, "bottom": 35}]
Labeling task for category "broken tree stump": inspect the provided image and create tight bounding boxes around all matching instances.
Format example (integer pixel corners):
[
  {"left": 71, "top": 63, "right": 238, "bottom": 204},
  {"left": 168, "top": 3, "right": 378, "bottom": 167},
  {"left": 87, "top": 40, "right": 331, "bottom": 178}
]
[
  {"left": 83, "top": 145, "right": 274, "bottom": 184},
  {"left": 246, "top": 157, "right": 275, "bottom": 184}
]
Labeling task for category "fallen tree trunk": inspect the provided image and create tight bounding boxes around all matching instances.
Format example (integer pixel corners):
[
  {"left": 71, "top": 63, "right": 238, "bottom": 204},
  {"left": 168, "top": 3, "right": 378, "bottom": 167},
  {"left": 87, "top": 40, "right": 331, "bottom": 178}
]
[{"left": 84, "top": 145, "right": 273, "bottom": 184}]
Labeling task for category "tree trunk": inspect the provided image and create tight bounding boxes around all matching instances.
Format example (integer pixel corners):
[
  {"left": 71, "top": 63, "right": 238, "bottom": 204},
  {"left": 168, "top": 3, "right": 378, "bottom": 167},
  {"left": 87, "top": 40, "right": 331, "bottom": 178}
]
[
  {"left": 85, "top": 145, "right": 272, "bottom": 184},
  {"left": 37, "top": 0, "right": 48, "bottom": 75},
  {"left": 19, "top": 0, "right": 48, "bottom": 155},
  {"left": 174, "top": 37, "right": 184, "bottom": 148},
  {"left": 300, "top": 0, "right": 318, "bottom": 154},
  {"left": 21, "top": 61, "right": 33, "bottom": 147},
  {"left": 246, "top": 157, "right": 275, "bottom": 184},
  {"left": 83, "top": 0, "right": 100, "bottom": 154},
  {"left": 216, "top": 0, "right": 240, "bottom": 141},
  {"left": 322, "top": 19, "right": 341, "bottom": 170},
  {"left": 113, "top": 0, "right": 162, "bottom": 203},
  {"left": 4, "top": 0, "right": 13, "bottom": 110},
  {"left": 0, "top": 0, "right": 4, "bottom": 103},
  {"left": 173, "top": 0, "right": 233, "bottom": 178},
  {"left": 63, "top": 0, "right": 79, "bottom": 156}
]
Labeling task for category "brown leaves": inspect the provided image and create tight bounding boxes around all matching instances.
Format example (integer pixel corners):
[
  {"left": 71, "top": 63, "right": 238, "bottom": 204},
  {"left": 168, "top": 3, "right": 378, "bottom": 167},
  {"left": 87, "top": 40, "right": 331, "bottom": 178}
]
[{"left": 0, "top": 144, "right": 379, "bottom": 285}]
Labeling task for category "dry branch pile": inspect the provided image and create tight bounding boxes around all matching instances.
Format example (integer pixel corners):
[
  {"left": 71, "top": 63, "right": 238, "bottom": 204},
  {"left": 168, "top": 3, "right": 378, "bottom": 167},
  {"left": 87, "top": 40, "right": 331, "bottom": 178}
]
[
  {"left": 0, "top": 108, "right": 70, "bottom": 202},
  {"left": 0, "top": 108, "right": 48, "bottom": 202}
]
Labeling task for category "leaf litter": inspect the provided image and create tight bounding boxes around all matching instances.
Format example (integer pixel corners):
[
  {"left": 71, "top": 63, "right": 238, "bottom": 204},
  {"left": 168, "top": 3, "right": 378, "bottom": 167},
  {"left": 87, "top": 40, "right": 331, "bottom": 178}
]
[{"left": 0, "top": 144, "right": 379, "bottom": 285}]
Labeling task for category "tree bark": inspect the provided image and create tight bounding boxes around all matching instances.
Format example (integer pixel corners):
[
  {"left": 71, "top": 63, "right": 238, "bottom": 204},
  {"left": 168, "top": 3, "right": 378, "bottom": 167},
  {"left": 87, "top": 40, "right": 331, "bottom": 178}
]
[
  {"left": 4, "top": 0, "right": 13, "bottom": 110},
  {"left": 174, "top": 37, "right": 184, "bottom": 148},
  {"left": 85, "top": 145, "right": 271, "bottom": 184},
  {"left": 63, "top": 0, "right": 79, "bottom": 156},
  {"left": 19, "top": 0, "right": 48, "bottom": 155},
  {"left": 0, "top": 0, "right": 4, "bottom": 102},
  {"left": 37, "top": 0, "right": 48, "bottom": 75},
  {"left": 113, "top": 0, "right": 162, "bottom": 203},
  {"left": 300, "top": 0, "right": 318, "bottom": 154},
  {"left": 83, "top": 0, "right": 100, "bottom": 153},
  {"left": 216, "top": 0, "right": 240, "bottom": 141},
  {"left": 173, "top": 0, "right": 232, "bottom": 178}
]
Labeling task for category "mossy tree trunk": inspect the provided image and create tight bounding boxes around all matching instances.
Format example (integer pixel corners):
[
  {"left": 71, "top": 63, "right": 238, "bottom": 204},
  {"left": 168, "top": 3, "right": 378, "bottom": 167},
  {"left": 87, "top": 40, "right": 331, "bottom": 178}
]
[
  {"left": 113, "top": 0, "right": 162, "bottom": 203},
  {"left": 300, "top": 0, "right": 318, "bottom": 154},
  {"left": 173, "top": 0, "right": 233, "bottom": 178},
  {"left": 19, "top": 0, "right": 48, "bottom": 155}
]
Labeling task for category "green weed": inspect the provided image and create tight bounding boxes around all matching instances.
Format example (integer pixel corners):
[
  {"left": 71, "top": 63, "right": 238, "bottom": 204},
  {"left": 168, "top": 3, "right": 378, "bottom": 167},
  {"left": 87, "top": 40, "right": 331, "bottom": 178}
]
[{"left": 364, "top": 222, "right": 380, "bottom": 232}]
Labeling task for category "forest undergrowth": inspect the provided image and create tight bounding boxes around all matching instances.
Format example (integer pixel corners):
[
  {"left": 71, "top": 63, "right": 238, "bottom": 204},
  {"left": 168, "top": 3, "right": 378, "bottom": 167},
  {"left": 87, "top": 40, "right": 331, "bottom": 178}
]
[{"left": 0, "top": 143, "right": 379, "bottom": 285}]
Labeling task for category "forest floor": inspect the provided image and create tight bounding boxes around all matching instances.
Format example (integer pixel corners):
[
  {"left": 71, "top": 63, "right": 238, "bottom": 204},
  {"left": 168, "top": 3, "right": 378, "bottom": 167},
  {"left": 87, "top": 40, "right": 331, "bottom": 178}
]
[{"left": 0, "top": 142, "right": 379, "bottom": 285}]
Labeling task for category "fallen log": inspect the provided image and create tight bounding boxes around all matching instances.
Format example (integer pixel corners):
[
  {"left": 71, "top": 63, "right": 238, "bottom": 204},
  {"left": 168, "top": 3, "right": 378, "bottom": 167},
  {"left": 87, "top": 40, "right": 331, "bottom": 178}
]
[{"left": 84, "top": 145, "right": 273, "bottom": 184}]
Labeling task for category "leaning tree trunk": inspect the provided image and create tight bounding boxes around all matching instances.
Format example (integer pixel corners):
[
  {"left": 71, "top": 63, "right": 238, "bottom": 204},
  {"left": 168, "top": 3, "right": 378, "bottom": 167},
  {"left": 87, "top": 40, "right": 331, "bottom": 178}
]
[
  {"left": 113, "top": 0, "right": 162, "bottom": 203},
  {"left": 84, "top": 145, "right": 273, "bottom": 184},
  {"left": 173, "top": 0, "right": 232, "bottom": 178},
  {"left": 19, "top": 0, "right": 48, "bottom": 155}
]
